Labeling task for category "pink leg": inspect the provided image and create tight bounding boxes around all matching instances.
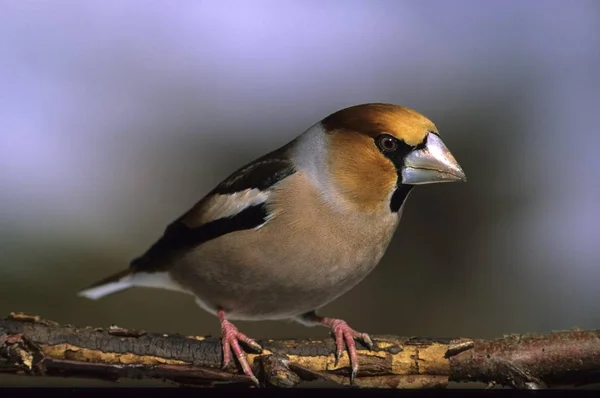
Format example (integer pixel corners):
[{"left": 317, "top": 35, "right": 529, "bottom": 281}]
[
  {"left": 299, "top": 312, "right": 373, "bottom": 383},
  {"left": 218, "top": 310, "right": 262, "bottom": 386}
]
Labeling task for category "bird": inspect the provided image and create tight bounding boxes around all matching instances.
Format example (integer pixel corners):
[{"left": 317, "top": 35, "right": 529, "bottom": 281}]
[{"left": 78, "top": 103, "right": 466, "bottom": 386}]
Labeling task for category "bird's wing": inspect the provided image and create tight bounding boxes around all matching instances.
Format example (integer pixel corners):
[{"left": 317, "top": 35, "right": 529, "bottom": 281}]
[{"left": 130, "top": 145, "right": 296, "bottom": 273}]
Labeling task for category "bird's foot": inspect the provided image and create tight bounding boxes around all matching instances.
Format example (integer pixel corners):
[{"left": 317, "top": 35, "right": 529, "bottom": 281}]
[
  {"left": 314, "top": 316, "right": 373, "bottom": 383},
  {"left": 218, "top": 310, "right": 262, "bottom": 386}
]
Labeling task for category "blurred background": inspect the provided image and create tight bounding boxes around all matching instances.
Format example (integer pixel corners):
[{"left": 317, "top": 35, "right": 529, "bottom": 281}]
[{"left": 1, "top": 0, "right": 599, "bottom": 387}]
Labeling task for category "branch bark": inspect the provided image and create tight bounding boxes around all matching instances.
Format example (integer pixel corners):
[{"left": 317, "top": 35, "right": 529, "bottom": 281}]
[{"left": 1, "top": 312, "right": 599, "bottom": 388}]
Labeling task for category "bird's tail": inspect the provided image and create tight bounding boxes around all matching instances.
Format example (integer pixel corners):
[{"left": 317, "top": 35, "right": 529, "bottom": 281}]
[{"left": 77, "top": 268, "right": 134, "bottom": 300}]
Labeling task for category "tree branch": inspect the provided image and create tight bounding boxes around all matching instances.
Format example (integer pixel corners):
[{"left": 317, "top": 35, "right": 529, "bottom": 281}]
[{"left": 1, "top": 312, "right": 599, "bottom": 388}]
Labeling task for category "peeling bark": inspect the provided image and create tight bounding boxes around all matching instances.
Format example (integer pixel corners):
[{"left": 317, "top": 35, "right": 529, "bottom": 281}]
[{"left": 1, "top": 312, "right": 599, "bottom": 388}]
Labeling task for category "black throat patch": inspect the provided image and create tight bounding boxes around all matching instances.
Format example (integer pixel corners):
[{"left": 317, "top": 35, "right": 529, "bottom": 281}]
[{"left": 389, "top": 183, "right": 413, "bottom": 213}]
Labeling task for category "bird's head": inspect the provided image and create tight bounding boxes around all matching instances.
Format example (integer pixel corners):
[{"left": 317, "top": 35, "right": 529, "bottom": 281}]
[{"left": 320, "top": 103, "right": 466, "bottom": 212}]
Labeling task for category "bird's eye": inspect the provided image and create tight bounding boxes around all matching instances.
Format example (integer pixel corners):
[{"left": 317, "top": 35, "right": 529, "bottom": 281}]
[{"left": 377, "top": 134, "right": 398, "bottom": 152}]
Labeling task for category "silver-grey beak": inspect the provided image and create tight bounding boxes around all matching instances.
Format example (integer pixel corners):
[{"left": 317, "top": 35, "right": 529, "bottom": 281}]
[{"left": 401, "top": 133, "right": 466, "bottom": 185}]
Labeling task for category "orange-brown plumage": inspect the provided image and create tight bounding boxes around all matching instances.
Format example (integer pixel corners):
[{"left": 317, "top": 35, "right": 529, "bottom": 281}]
[
  {"left": 322, "top": 103, "right": 437, "bottom": 145},
  {"left": 327, "top": 130, "right": 397, "bottom": 212}
]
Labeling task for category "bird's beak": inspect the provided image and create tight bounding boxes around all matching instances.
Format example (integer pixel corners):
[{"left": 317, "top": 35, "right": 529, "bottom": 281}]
[{"left": 401, "top": 133, "right": 466, "bottom": 185}]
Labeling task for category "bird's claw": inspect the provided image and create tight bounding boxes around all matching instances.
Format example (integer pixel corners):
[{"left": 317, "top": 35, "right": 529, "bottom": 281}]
[
  {"left": 220, "top": 319, "right": 262, "bottom": 386},
  {"left": 351, "top": 362, "right": 359, "bottom": 384},
  {"left": 247, "top": 340, "right": 263, "bottom": 353},
  {"left": 334, "top": 349, "right": 343, "bottom": 367},
  {"left": 328, "top": 319, "right": 372, "bottom": 384},
  {"left": 362, "top": 333, "right": 374, "bottom": 350}
]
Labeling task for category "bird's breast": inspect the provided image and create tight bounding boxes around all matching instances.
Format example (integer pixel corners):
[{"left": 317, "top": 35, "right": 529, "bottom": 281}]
[{"left": 261, "top": 172, "right": 400, "bottom": 286}]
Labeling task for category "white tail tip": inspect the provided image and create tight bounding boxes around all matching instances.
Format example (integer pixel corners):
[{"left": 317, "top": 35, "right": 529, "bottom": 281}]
[
  {"left": 77, "top": 271, "right": 188, "bottom": 300},
  {"left": 77, "top": 278, "right": 133, "bottom": 300}
]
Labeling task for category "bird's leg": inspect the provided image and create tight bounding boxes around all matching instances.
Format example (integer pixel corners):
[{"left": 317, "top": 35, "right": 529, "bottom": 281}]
[
  {"left": 298, "top": 311, "right": 373, "bottom": 383},
  {"left": 218, "top": 309, "right": 262, "bottom": 386}
]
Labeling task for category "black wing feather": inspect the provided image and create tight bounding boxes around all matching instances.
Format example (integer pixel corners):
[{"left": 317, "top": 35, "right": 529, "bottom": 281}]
[
  {"left": 211, "top": 158, "right": 295, "bottom": 194},
  {"left": 130, "top": 144, "right": 295, "bottom": 273}
]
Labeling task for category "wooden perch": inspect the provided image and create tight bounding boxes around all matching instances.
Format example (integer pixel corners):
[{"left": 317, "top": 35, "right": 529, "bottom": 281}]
[{"left": 1, "top": 312, "right": 600, "bottom": 389}]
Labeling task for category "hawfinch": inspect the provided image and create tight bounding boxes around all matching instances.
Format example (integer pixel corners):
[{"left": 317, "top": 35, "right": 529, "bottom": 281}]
[{"left": 78, "top": 103, "right": 466, "bottom": 385}]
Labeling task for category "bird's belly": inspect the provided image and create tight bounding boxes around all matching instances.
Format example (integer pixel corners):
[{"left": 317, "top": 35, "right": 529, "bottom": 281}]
[
  {"left": 170, "top": 222, "right": 395, "bottom": 320},
  {"left": 183, "top": 255, "right": 382, "bottom": 320}
]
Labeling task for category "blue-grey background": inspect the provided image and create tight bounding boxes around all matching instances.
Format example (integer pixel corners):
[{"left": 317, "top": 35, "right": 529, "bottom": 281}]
[{"left": 1, "top": 0, "right": 599, "bottom": 387}]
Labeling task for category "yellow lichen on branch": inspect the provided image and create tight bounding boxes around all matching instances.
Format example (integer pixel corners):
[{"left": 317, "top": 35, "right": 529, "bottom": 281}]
[{"left": 42, "top": 343, "right": 188, "bottom": 367}]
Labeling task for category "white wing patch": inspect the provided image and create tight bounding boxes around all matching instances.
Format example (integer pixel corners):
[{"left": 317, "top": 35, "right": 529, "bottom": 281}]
[{"left": 200, "top": 188, "right": 269, "bottom": 224}]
